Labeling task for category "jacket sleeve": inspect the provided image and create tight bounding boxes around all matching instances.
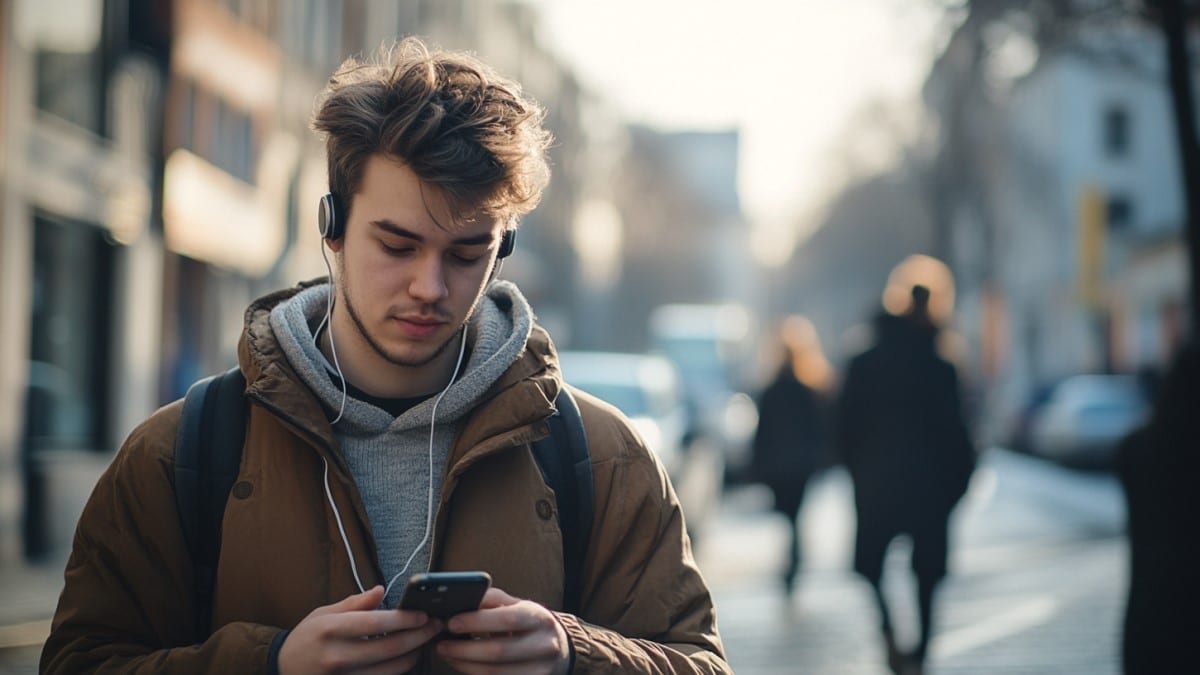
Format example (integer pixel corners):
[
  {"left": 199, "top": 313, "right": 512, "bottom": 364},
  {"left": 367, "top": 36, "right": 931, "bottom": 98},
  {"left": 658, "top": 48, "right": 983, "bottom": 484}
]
[
  {"left": 933, "top": 361, "right": 977, "bottom": 507},
  {"left": 40, "top": 405, "right": 283, "bottom": 674},
  {"left": 833, "top": 357, "right": 865, "bottom": 473},
  {"left": 560, "top": 405, "right": 732, "bottom": 674}
]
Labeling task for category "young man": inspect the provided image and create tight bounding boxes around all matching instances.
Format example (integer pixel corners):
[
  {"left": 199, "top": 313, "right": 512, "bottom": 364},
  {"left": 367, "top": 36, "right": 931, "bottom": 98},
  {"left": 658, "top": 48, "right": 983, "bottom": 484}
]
[{"left": 42, "top": 38, "right": 731, "bottom": 675}]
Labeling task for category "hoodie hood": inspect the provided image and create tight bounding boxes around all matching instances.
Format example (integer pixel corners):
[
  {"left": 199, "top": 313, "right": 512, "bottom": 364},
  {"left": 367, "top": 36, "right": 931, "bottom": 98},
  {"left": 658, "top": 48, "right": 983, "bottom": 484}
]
[
  {"left": 265, "top": 280, "right": 535, "bottom": 437},
  {"left": 236, "top": 279, "right": 562, "bottom": 453}
]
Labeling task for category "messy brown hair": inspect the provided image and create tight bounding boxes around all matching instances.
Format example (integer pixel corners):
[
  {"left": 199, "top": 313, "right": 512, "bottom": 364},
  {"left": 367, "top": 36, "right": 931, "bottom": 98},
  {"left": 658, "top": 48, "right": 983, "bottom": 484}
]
[{"left": 311, "top": 37, "right": 552, "bottom": 227}]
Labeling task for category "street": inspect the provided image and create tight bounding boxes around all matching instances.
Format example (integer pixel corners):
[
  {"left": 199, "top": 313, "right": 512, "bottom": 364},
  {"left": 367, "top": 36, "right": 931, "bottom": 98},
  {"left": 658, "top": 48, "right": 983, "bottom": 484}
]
[
  {"left": 0, "top": 447, "right": 1127, "bottom": 674},
  {"left": 698, "top": 447, "right": 1127, "bottom": 675}
]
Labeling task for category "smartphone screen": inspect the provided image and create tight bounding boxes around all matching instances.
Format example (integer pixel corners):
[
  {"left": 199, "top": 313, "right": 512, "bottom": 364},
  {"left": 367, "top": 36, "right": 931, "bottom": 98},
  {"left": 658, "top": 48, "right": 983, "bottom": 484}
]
[{"left": 399, "top": 571, "right": 491, "bottom": 620}]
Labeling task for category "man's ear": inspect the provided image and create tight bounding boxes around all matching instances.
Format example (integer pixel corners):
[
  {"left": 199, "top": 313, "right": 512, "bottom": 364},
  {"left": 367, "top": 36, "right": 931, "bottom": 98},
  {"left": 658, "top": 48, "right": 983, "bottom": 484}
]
[{"left": 325, "top": 236, "right": 344, "bottom": 254}]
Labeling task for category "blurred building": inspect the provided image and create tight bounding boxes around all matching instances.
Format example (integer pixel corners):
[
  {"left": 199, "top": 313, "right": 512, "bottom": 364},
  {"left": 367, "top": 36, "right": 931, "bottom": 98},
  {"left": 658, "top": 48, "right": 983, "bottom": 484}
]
[
  {"left": 0, "top": 0, "right": 615, "bottom": 564},
  {"left": 985, "top": 20, "right": 1191, "bottom": 440},
  {"left": 1, "top": 0, "right": 171, "bottom": 564},
  {"left": 609, "top": 127, "right": 755, "bottom": 352}
]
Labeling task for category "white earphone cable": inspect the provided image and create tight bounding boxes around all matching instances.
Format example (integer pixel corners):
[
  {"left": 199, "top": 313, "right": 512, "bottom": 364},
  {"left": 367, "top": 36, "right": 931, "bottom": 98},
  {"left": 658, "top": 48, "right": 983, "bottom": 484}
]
[
  {"left": 323, "top": 456, "right": 367, "bottom": 594},
  {"left": 320, "top": 323, "right": 470, "bottom": 602},
  {"left": 381, "top": 324, "right": 468, "bottom": 600},
  {"left": 316, "top": 240, "right": 348, "bottom": 425}
]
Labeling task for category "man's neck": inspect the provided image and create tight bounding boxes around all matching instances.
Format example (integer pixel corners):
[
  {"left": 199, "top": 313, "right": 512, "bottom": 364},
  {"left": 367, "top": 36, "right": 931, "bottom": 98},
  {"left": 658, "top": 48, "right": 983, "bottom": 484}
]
[{"left": 319, "top": 312, "right": 461, "bottom": 399}]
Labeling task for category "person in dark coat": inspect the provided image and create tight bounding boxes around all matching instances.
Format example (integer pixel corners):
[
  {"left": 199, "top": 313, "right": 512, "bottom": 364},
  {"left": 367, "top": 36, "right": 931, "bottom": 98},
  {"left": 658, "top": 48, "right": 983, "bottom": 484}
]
[
  {"left": 836, "top": 284, "right": 976, "bottom": 675},
  {"left": 1116, "top": 340, "right": 1199, "bottom": 675},
  {"left": 751, "top": 315, "right": 834, "bottom": 597}
]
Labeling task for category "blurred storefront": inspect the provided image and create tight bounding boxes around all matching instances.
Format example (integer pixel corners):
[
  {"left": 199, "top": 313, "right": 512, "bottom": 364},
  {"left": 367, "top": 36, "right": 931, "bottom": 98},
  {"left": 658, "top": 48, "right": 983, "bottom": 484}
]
[
  {"left": 0, "top": 0, "right": 170, "bottom": 564},
  {"left": 159, "top": 0, "right": 297, "bottom": 402}
]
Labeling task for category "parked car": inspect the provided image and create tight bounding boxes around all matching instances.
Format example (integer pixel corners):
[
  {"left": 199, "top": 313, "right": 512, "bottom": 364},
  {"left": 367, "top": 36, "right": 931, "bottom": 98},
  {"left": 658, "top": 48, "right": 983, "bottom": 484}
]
[
  {"left": 557, "top": 350, "right": 725, "bottom": 543},
  {"left": 1006, "top": 378, "right": 1062, "bottom": 455},
  {"left": 647, "top": 303, "right": 759, "bottom": 485},
  {"left": 1028, "top": 374, "right": 1151, "bottom": 467}
]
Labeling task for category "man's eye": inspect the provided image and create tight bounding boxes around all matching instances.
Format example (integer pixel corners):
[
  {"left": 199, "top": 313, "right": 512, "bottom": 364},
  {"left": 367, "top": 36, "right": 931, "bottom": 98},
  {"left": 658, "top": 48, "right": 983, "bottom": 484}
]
[
  {"left": 381, "top": 242, "right": 413, "bottom": 255},
  {"left": 451, "top": 252, "right": 485, "bottom": 265}
]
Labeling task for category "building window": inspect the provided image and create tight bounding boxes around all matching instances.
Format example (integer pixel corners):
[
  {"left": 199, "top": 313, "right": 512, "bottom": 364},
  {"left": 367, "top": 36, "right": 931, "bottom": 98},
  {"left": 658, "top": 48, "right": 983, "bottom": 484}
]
[
  {"left": 25, "top": 214, "right": 115, "bottom": 453},
  {"left": 1108, "top": 194, "right": 1134, "bottom": 230},
  {"left": 218, "top": 0, "right": 279, "bottom": 37},
  {"left": 35, "top": 50, "right": 104, "bottom": 134},
  {"left": 174, "top": 78, "right": 258, "bottom": 184},
  {"left": 301, "top": 0, "right": 343, "bottom": 72},
  {"left": 342, "top": 0, "right": 366, "bottom": 57},
  {"left": 1103, "top": 105, "right": 1130, "bottom": 158},
  {"left": 21, "top": 0, "right": 106, "bottom": 134}
]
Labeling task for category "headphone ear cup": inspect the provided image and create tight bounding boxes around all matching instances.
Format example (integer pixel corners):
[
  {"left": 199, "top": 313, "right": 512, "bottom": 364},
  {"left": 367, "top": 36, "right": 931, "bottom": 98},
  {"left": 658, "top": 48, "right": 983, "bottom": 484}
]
[
  {"left": 497, "top": 229, "right": 516, "bottom": 259},
  {"left": 318, "top": 193, "right": 345, "bottom": 240}
]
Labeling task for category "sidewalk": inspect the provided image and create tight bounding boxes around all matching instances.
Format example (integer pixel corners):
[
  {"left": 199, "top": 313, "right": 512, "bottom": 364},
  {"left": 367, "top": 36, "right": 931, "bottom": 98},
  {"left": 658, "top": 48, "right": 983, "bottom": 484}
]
[
  {"left": 0, "top": 557, "right": 64, "bottom": 673},
  {"left": 697, "top": 455, "right": 1127, "bottom": 674}
]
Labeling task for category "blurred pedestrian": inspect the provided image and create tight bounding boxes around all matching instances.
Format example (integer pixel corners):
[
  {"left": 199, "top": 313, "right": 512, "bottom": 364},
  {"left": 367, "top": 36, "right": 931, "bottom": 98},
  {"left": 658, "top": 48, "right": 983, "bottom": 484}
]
[
  {"left": 1117, "top": 340, "right": 1200, "bottom": 675},
  {"left": 836, "top": 282, "right": 976, "bottom": 675},
  {"left": 751, "top": 315, "right": 834, "bottom": 597},
  {"left": 41, "top": 37, "right": 731, "bottom": 675}
]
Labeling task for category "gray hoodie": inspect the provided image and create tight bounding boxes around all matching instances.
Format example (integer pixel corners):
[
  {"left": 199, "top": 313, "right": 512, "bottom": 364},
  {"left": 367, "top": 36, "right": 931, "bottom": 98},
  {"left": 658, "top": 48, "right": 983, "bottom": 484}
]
[{"left": 269, "top": 280, "right": 534, "bottom": 606}]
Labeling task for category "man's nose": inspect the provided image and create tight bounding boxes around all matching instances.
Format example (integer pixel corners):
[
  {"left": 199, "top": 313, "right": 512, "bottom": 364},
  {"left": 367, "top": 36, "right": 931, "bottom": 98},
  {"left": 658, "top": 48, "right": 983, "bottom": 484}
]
[{"left": 408, "top": 254, "right": 449, "bottom": 303}]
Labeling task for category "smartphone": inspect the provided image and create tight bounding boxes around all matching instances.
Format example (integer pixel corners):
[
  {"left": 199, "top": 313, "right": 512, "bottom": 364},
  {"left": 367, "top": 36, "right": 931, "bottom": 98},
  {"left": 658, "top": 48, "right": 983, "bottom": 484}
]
[{"left": 399, "top": 571, "right": 492, "bottom": 620}]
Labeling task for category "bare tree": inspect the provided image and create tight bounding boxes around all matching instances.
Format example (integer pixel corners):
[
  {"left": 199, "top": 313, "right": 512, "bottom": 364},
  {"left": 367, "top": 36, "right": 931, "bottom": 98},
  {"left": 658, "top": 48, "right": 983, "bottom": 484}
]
[{"left": 1146, "top": 0, "right": 1200, "bottom": 329}]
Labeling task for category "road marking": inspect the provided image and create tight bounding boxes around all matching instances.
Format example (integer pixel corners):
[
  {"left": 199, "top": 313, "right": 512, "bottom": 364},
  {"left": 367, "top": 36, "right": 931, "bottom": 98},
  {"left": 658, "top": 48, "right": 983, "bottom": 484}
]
[{"left": 936, "top": 595, "right": 1059, "bottom": 657}]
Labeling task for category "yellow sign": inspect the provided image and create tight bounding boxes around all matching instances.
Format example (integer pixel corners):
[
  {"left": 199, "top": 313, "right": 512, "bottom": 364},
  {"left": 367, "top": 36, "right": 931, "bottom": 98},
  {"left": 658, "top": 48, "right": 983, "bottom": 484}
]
[{"left": 1078, "top": 185, "right": 1106, "bottom": 307}]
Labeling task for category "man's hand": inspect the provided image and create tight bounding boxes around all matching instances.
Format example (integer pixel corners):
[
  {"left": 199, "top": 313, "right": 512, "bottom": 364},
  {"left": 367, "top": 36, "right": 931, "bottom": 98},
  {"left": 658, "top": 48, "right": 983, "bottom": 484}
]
[
  {"left": 278, "top": 585, "right": 444, "bottom": 675},
  {"left": 436, "top": 587, "right": 571, "bottom": 675}
]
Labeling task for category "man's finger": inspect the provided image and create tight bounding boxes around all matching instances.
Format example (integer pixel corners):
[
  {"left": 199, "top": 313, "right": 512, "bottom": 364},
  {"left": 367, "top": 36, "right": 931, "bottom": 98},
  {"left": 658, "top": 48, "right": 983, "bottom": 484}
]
[
  {"left": 326, "top": 610, "right": 437, "bottom": 640},
  {"left": 339, "top": 617, "right": 444, "bottom": 664},
  {"left": 448, "top": 600, "right": 552, "bottom": 637},
  {"left": 476, "top": 587, "right": 521, "bottom": 609},
  {"left": 439, "top": 629, "right": 562, "bottom": 667},
  {"left": 309, "top": 585, "right": 386, "bottom": 618}
]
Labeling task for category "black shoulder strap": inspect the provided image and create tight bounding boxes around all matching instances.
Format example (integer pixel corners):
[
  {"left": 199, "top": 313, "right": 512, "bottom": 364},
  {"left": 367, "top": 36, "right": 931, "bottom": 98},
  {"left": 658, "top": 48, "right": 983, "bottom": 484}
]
[
  {"left": 530, "top": 386, "right": 594, "bottom": 616},
  {"left": 174, "top": 366, "right": 247, "bottom": 639}
]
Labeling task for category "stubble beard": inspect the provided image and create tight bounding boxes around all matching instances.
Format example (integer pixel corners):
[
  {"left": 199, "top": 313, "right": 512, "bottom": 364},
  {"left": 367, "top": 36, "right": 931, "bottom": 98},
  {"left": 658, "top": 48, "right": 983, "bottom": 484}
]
[{"left": 338, "top": 272, "right": 473, "bottom": 369}]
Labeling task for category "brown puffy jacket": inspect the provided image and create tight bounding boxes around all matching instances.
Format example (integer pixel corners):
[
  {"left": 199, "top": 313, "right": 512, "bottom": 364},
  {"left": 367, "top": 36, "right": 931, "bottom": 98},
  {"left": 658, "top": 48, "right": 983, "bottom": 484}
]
[{"left": 41, "top": 285, "right": 731, "bottom": 674}]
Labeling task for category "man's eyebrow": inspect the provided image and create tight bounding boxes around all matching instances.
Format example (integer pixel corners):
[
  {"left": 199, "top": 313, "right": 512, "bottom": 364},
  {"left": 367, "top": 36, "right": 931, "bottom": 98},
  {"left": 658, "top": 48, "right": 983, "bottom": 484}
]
[{"left": 369, "top": 219, "right": 496, "bottom": 246}]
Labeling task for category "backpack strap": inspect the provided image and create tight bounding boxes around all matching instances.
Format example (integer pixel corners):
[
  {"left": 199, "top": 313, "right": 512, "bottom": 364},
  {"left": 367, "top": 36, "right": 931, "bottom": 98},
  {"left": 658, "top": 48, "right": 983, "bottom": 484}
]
[
  {"left": 174, "top": 366, "right": 247, "bottom": 639},
  {"left": 530, "top": 386, "right": 594, "bottom": 616}
]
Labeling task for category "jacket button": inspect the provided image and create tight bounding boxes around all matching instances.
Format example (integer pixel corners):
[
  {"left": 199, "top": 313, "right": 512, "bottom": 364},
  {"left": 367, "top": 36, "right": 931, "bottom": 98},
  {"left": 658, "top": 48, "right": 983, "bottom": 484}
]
[
  {"left": 232, "top": 481, "right": 254, "bottom": 499},
  {"left": 535, "top": 499, "right": 554, "bottom": 520}
]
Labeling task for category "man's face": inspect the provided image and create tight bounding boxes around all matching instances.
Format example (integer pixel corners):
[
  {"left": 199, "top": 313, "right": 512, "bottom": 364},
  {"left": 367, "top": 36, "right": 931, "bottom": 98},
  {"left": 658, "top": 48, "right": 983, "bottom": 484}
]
[{"left": 329, "top": 154, "right": 502, "bottom": 375}]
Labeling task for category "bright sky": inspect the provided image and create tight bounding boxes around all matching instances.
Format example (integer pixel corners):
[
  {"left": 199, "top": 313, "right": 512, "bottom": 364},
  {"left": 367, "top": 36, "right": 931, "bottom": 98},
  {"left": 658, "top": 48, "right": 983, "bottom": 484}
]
[{"left": 527, "top": 0, "right": 950, "bottom": 259}]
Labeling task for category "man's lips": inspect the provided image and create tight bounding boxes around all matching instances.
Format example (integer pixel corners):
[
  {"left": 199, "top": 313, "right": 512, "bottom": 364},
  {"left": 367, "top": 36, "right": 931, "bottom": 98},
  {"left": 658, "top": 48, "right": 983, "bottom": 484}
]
[{"left": 393, "top": 315, "right": 447, "bottom": 338}]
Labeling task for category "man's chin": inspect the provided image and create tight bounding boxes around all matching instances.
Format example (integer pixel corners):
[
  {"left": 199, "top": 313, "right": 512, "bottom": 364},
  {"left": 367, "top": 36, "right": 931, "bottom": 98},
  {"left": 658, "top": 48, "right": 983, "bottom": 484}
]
[
  {"left": 374, "top": 344, "right": 443, "bottom": 369},
  {"left": 373, "top": 331, "right": 460, "bottom": 369}
]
